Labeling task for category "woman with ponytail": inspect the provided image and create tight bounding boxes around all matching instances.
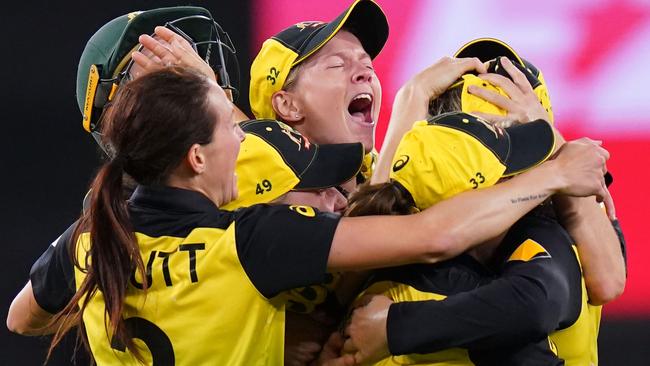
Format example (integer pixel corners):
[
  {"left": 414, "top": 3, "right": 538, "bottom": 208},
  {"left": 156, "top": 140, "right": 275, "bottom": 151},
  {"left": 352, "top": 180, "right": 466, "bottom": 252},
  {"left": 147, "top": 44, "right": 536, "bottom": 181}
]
[{"left": 7, "top": 62, "right": 611, "bottom": 364}]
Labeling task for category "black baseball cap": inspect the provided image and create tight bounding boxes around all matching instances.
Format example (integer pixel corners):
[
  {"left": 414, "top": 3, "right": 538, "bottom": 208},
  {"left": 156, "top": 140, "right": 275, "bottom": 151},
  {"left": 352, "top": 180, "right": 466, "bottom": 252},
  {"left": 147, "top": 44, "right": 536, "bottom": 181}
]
[{"left": 221, "top": 119, "right": 364, "bottom": 210}]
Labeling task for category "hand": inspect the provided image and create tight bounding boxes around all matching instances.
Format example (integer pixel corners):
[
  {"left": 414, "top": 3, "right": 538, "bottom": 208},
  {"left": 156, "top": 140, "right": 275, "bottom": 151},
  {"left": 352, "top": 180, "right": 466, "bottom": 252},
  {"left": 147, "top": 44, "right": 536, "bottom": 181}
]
[
  {"left": 285, "top": 341, "right": 321, "bottom": 366},
  {"left": 551, "top": 138, "right": 615, "bottom": 219},
  {"left": 313, "top": 332, "right": 356, "bottom": 366},
  {"left": 342, "top": 295, "right": 393, "bottom": 364},
  {"left": 131, "top": 26, "right": 216, "bottom": 82},
  {"left": 468, "top": 57, "right": 549, "bottom": 124},
  {"left": 401, "top": 57, "right": 487, "bottom": 116}
]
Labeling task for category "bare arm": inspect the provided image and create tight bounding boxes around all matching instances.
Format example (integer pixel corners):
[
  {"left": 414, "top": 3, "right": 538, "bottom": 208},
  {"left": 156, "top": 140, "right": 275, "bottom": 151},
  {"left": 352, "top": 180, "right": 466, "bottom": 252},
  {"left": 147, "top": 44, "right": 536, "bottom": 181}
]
[
  {"left": 373, "top": 57, "right": 487, "bottom": 184},
  {"left": 329, "top": 140, "right": 612, "bottom": 272},
  {"left": 553, "top": 196, "right": 625, "bottom": 304},
  {"left": 7, "top": 281, "right": 58, "bottom": 336}
]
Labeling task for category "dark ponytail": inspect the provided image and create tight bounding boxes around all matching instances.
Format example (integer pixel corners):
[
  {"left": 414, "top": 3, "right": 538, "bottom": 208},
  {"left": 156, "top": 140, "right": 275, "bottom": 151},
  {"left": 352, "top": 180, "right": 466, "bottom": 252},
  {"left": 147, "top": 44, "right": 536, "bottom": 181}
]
[
  {"left": 346, "top": 180, "right": 417, "bottom": 217},
  {"left": 46, "top": 67, "right": 218, "bottom": 362}
]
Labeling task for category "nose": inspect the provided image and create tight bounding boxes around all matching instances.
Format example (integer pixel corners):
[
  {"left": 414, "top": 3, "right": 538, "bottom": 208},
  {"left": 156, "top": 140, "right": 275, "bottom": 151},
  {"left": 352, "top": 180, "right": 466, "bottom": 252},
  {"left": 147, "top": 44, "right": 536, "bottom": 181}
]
[
  {"left": 236, "top": 124, "right": 246, "bottom": 142},
  {"left": 324, "top": 187, "right": 348, "bottom": 213},
  {"left": 352, "top": 64, "right": 373, "bottom": 84}
]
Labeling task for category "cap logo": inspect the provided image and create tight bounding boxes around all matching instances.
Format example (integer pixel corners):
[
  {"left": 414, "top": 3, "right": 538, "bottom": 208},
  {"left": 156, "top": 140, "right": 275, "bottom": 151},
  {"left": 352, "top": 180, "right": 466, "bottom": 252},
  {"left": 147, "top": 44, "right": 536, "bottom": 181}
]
[
  {"left": 474, "top": 116, "right": 500, "bottom": 139},
  {"left": 279, "top": 123, "right": 304, "bottom": 150},
  {"left": 392, "top": 155, "right": 410, "bottom": 172},
  {"left": 295, "top": 21, "right": 324, "bottom": 31},
  {"left": 127, "top": 11, "right": 141, "bottom": 22}
]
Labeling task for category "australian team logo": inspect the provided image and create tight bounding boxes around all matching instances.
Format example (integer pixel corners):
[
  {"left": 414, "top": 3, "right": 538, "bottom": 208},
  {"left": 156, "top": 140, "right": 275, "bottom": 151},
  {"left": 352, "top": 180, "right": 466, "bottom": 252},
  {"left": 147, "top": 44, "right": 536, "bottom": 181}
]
[
  {"left": 392, "top": 155, "right": 410, "bottom": 172},
  {"left": 295, "top": 21, "right": 325, "bottom": 31},
  {"left": 278, "top": 122, "right": 310, "bottom": 150}
]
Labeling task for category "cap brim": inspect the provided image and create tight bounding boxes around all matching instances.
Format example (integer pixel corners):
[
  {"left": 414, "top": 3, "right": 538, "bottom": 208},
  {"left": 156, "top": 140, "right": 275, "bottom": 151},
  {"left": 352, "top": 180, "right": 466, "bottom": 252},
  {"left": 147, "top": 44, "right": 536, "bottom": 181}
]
[
  {"left": 295, "top": 0, "right": 388, "bottom": 64},
  {"left": 454, "top": 38, "right": 524, "bottom": 66},
  {"left": 502, "top": 120, "right": 555, "bottom": 176},
  {"left": 295, "top": 143, "right": 364, "bottom": 190}
]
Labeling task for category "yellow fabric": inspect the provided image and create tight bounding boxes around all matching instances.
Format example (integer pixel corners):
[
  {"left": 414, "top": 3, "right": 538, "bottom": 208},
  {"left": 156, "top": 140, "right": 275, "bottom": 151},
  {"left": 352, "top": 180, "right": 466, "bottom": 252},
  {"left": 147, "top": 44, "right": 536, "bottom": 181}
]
[
  {"left": 363, "top": 282, "right": 474, "bottom": 366},
  {"left": 249, "top": 38, "right": 298, "bottom": 119},
  {"left": 360, "top": 149, "right": 378, "bottom": 182},
  {"left": 453, "top": 37, "right": 554, "bottom": 123},
  {"left": 389, "top": 120, "right": 506, "bottom": 210},
  {"left": 221, "top": 133, "right": 300, "bottom": 210},
  {"left": 507, "top": 239, "right": 551, "bottom": 262},
  {"left": 82, "top": 65, "right": 100, "bottom": 132},
  {"left": 549, "top": 246, "right": 602, "bottom": 366},
  {"left": 73, "top": 227, "right": 288, "bottom": 365},
  {"left": 460, "top": 74, "right": 509, "bottom": 116}
]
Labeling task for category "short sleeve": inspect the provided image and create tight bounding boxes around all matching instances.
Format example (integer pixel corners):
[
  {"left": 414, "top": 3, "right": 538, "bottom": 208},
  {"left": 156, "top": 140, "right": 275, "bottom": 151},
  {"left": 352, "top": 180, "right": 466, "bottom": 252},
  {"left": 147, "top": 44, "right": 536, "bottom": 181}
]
[
  {"left": 29, "top": 223, "right": 78, "bottom": 314},
  {"left": 234, "top": 204, "right": 341, "bottom": 298}
]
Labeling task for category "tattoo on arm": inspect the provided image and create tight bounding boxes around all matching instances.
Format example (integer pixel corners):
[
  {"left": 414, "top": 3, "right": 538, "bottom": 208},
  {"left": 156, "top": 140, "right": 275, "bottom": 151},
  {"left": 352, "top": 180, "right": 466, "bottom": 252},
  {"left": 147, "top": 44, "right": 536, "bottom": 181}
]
[{"left": 510, "top": 193, "right": 549, "bottom": 204}]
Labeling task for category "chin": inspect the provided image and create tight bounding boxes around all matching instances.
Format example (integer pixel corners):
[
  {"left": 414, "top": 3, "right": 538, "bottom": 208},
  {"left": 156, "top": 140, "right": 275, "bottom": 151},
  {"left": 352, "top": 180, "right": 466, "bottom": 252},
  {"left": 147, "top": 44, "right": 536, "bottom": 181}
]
[{"left": 355, "top": 132, "right": 375, "bottom": 152}]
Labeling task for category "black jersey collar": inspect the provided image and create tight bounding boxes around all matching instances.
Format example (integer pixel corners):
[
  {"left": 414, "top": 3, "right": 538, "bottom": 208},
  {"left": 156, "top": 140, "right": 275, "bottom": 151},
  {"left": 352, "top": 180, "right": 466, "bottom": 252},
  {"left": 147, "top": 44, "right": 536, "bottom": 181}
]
[{"left": 130, "top": 185, "right": 219, "bottom": 214}]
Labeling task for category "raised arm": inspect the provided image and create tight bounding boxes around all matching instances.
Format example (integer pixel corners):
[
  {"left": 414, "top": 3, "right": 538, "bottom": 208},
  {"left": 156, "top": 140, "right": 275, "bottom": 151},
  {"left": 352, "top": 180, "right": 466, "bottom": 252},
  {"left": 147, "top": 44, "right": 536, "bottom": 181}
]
[
  {"left": 372, "top": 57, "right": 487, "bottom": 184},
  {"left": 132, "top": 26, "right": 250, "bottom": 122}
]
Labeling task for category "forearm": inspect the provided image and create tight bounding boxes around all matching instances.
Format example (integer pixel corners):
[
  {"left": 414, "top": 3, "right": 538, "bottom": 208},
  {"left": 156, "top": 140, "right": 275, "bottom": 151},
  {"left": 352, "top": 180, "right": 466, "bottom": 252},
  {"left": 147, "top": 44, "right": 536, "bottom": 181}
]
[
  {"left": 419, "top": 162, "right": 563, "bottom": 261},
  {"left": 553, "top": 195, "right": 626, "bottom": 304},
  {"left": 387, "top": 273, "right": 564, "bottom": 354},
  {"left": 7, "top": 281, "right": 58, "bottom": 335},
  {"left": 373, "top": 84, "right": 429, "bottom": 184}
]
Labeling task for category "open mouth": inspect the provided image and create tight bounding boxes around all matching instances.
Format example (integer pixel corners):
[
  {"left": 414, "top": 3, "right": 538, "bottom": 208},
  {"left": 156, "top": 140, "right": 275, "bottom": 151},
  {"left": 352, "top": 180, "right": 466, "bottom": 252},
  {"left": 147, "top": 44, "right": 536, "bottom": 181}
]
[{"left": 347, "top": 93, "right": 374, "bottom": 125}]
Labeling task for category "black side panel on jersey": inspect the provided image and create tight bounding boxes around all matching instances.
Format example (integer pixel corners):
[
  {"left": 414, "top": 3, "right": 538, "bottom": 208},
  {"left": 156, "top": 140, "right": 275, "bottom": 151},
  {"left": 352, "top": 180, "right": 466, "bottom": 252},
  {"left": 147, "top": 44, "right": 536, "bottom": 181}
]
[
  {"left": 30, "top": 222, "right": 78, "bottom": 314},
  {"left": 234, "top": 204, "right": 340, "bottom": 298}
]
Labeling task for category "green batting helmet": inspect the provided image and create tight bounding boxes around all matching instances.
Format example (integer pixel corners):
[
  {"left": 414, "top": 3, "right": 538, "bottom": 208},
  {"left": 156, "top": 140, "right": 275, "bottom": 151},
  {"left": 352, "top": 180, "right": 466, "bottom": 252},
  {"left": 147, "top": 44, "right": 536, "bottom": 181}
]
[{"left": 77, "top": 6, "right": 237, "bottom": 138}]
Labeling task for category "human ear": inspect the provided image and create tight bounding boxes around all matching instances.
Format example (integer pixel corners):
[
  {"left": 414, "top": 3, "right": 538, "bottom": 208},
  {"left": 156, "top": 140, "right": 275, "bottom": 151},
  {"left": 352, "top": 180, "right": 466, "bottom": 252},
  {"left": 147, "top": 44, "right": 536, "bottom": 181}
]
[
  {"left": 271, "top": 90, "right": 303, "bottom": 122},
  {"left": 185, "top": 143, "right": 206, "bottom": 174}
]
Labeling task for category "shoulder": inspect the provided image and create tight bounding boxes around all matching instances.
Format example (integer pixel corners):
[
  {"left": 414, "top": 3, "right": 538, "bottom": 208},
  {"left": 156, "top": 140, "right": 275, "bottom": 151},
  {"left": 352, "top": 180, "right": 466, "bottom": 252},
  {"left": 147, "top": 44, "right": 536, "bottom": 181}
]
[{"left": 234, "top": 203, "right": 340, "bottom": 234}]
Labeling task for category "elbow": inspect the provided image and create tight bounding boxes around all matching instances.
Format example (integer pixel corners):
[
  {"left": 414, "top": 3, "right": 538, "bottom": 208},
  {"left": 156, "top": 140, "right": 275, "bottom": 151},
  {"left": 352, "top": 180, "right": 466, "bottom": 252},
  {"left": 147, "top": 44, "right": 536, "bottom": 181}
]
[
  {"left": 421, "top": 231, "right": 462, "bottom": 264},
  {"left": 6, "top": 313, "right": 31, "bottom": 336},
  {"left": 7, "top": 292, "right": 46, "bottom": 336},
  {"left": 521, "top": 298, "right": 561, "bottom": 340},
  {"left": 587, "top": 277, "right": 626, "bottom": 305}
]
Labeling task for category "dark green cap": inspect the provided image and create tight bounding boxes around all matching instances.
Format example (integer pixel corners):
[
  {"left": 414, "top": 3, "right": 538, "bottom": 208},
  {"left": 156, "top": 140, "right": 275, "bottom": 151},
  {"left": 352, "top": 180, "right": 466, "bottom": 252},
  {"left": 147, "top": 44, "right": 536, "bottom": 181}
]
[{"left": 76, "top": 6, "right": 213, "bottom": 132}]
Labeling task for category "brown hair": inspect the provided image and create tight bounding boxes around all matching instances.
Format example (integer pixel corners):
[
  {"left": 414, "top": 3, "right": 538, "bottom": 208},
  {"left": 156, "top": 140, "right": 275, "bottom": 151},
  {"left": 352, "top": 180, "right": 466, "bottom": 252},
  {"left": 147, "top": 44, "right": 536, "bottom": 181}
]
[
  {"left": 47, "top": 67, "right": 219, "bottom": 362},
  {"left": 428, "top": 85, "right": 462, "bottom": 118},
  {"left": 346, "top": 180, "right": 417, "bottom": 217}
]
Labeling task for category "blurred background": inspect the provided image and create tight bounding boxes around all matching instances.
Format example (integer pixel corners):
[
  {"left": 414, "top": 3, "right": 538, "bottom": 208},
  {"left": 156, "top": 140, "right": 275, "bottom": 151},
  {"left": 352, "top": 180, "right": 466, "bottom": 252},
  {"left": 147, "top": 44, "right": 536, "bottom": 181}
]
[{"left": 1, "top": 0, "right": 648, "bottom": 364}]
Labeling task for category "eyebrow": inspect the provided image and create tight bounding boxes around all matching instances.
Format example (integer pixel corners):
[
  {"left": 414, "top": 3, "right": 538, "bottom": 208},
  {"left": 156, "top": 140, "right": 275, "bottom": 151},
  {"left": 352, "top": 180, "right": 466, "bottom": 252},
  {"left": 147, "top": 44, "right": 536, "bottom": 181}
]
[{"left": 325, "top": 50, "right": 371, "bottom": 62}]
